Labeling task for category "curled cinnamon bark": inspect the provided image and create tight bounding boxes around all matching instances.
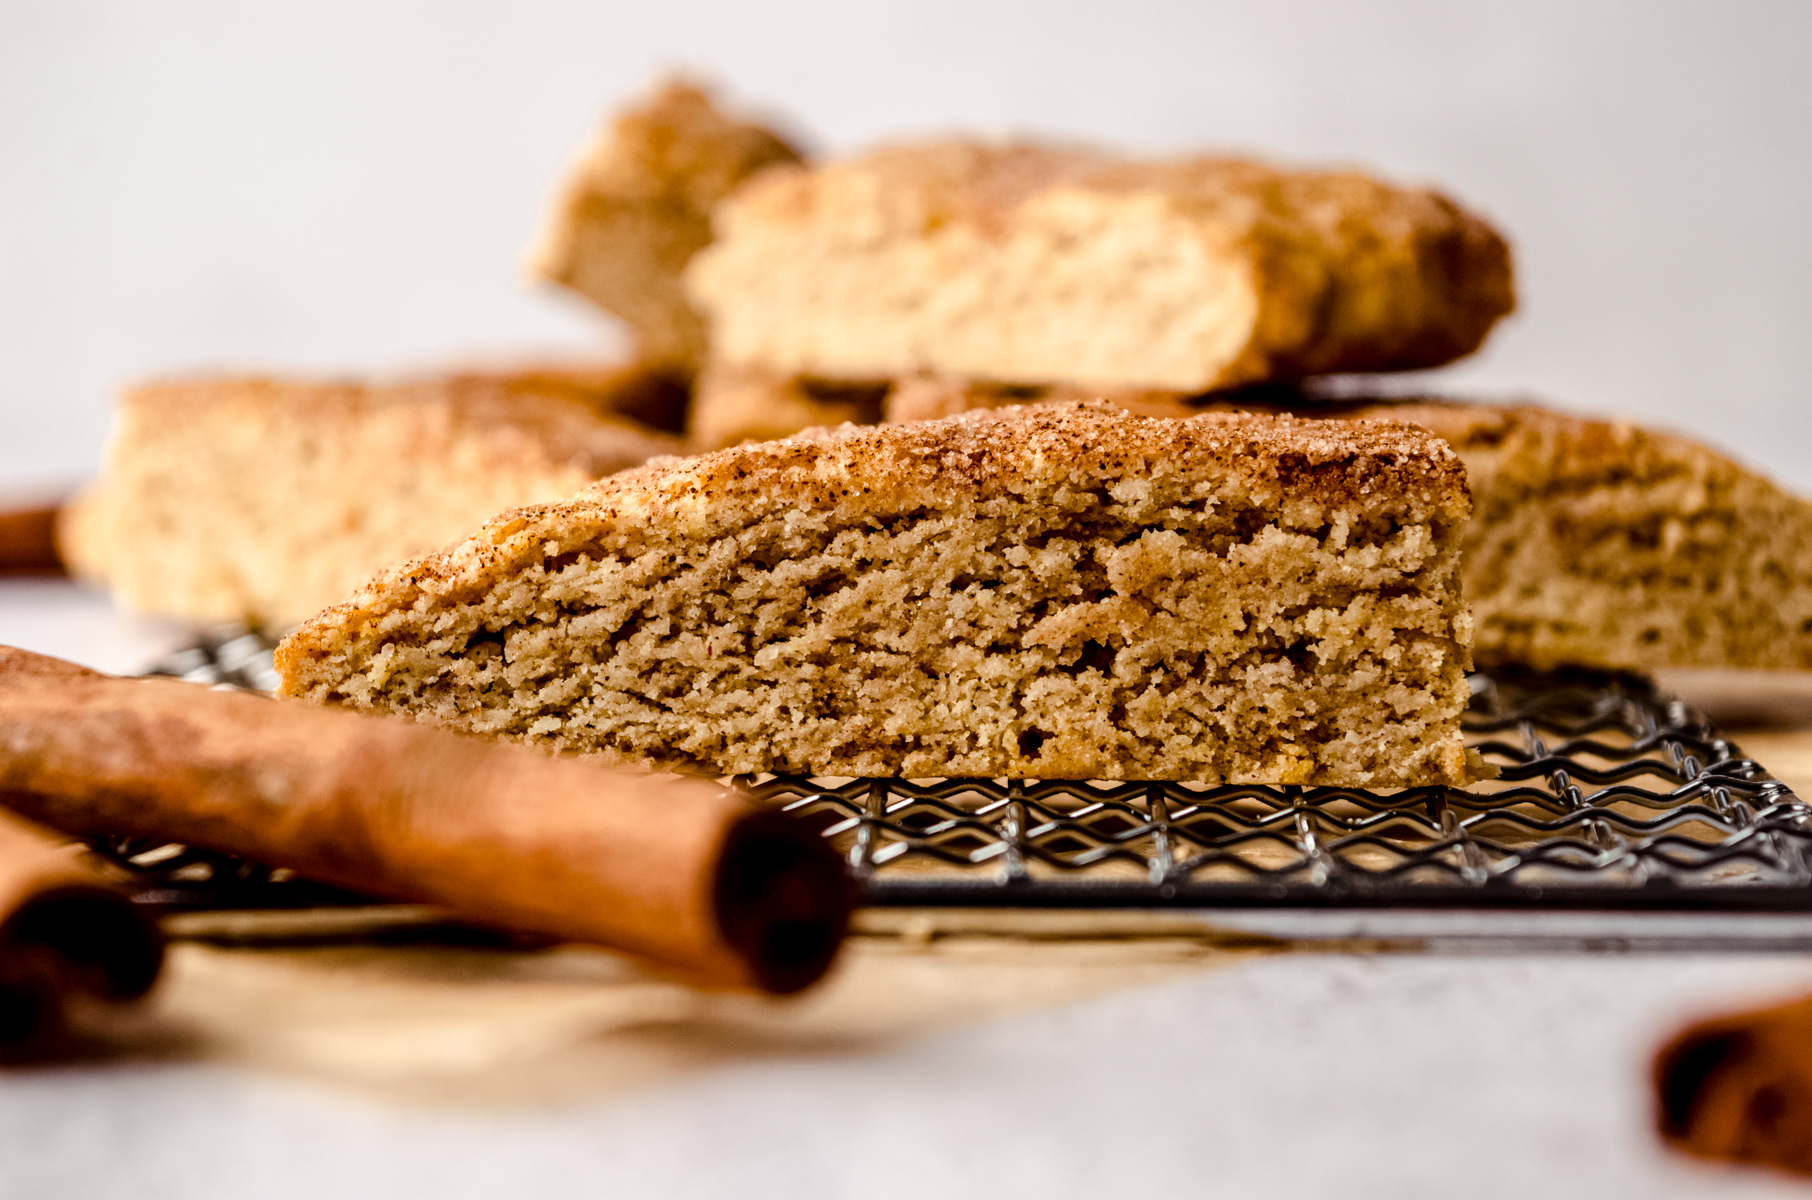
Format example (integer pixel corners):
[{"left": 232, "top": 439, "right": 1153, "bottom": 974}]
[
  {"left": 0, "top": 808, "right": 163, "bottom": 1062},
  {"left": 1655, "top": 992, "right": 1812, "bottom": 1174},
  {"left": 0, "top": 505, "right": 63, "bottom": 576},
  {"left": 0, "top": 647, "right": 850, "bottom": 994}
]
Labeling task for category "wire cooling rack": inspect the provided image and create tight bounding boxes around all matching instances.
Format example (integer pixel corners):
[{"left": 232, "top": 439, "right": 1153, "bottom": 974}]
[
  {"left": 108, "top": 629, "right": 1812, "bottom": 913},
  {"left": 745, "top": 670, "right": 1812, "bottom": 909}
]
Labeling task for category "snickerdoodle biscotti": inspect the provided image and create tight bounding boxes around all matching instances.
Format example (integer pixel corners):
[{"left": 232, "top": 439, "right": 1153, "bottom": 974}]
[
  {"left": 868, "top": 378, "right": 1812, "bottom": 673},
  {"left": 1360, "top": 400, "right": 1812, "bottom": 672},
  {"left": 686, "top": 140, "right": 1515, "bottom": 393},
  {"left": 530, "top": 80, "right": 803, "bottom": 373},
  {"left": 61, "top": 367, "right": 681, "bottom": 629},
  {"left": 275, "top": 403, "right": 1480, "bottom": 785}
]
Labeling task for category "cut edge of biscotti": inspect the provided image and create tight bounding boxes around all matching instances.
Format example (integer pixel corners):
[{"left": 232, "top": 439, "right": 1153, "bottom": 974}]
[
  {"left": 528, "top": 77, "right": 806, "bottom": 373},
  {"left": 62, "top": 363, "right": 687, "bottom": 630},
  {"left": 686, "top": 138, "right": 1514, "bottom": 394},
  {"left": 778, "top": 368, "right": 1812, "bottom": 675},
  {"left": 276, "top": 402, "right": 1482, "bottom": 787},
  {"left": 1368, "top": 399, "right": 1812, "bottom": 673}
]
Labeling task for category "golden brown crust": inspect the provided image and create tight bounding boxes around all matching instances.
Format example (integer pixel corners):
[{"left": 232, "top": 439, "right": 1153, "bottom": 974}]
[
  {"left": 1348, "top": 400, "right": 1741, "bottom": 494},
  {"left": 689, "top": 139, "right": 1514, "bottom": 391},
  {"left": 688, "top": 361, "right": 888, "bottom": 450},
  {"left": 281, "top": 400, "right": 1468, "bottom": 636},
  {"left": 118, "top": 370, "right": 682, "bottom": 480},
  {"left": 530, "top": 80, "right": 804, "bottom": 373},
  {"left": 276, "top": 402, "right": 1475, "bottom": 786},
  {"left": 64, "top": 369, "right": 683, "bottom": 629}
]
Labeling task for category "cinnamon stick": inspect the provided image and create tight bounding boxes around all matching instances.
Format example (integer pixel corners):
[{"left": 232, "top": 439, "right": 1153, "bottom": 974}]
[
  {"left": 1654, "top": 991, "right": 1812, "bottom": 1173},
  {"left": 0, "top": 647, "right": 851, "bottom": 994},
  {"left": 0, "top": 505, "right": 64, "bottom": 576},
  {"left": 0, "top": 808, "right": 164, "bottom": 1062}
]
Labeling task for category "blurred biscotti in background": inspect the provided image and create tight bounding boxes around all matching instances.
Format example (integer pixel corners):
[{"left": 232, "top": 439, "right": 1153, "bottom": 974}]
[
  {"left": 61, "top": 364, "right": 682, "bottom": 629},
  {"left": 1343, "top": 400, "right": 1812, "bottom": 673},
  {"left": 528, "top": 83, "right": 1516, "bottom": 444},
  {"left": 529, "top": 79, "right": 805, "bottom": 377},
  {"left": 684, "top": 140, "right": 1515, "bottom": 394},
  {"left": 688, "top": 363, "right": 887, "bottom": 451},
  {"left": 688, "top": 362, "right": 1199, "bottom": 451}
]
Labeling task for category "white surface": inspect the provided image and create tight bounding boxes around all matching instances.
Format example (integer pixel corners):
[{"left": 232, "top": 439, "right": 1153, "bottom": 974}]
[
  {"left": 3, "top": 1, "right": 1811, "bottom": 492},
  {"left": 1195, "top": 908, "right": 1812, "bottom": 948},
  {"left": 6, "top": 587, "right": 1812, "bottom": 1197},
  {"left": 0, "top": 579, "right": 190, "bottom": 675},
  {"left": 6, "top": 954, "right": 1812, "bottom": 1199}
]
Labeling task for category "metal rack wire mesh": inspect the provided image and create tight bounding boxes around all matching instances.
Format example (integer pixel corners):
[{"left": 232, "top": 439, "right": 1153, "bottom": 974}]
[
  {"left": 748, "top": 669, "right": 1812, "bottom": 908},
  {"left": 109, "top": 629, "right": 1812, "bottom": 911}
]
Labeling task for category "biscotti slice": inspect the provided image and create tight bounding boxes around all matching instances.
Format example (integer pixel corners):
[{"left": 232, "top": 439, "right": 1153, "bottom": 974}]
[
  {"left": 530, "top": 79, "right": 804, "bottom": 374},
  {"left": 62, "top": 367, "right": 681, "bottom": 630},
  {"left": 1216, "top": 395, "right": 1812, "bottom": 673},
  {"left": 687, "top": 362, "right": 1197, "bottom": 450},
  {"left": 686, "top": 140, "right": 1514, "bottom": 393},
  {"left": 688, "top": 362, "right": 888, "bottom": 450},
  {"left": 872, "top": 377, "right": 1812, "bottom": 673},
  {"left": 275, "top": 403, "right": 1479, "bottom": 786},
  {"left": 1343, "top": 401, "right": 1812, "bottom": 673}
]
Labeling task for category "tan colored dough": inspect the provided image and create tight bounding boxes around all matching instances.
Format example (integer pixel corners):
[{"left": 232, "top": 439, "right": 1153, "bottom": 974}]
[
  {"left": 276, "top": 403, "right": 1478, "bottom": 786},
  {"left": 62, "top": 367, "right": 681, "bottom": 630},
  {"left": 1356, "top": 400, "right": 1812, "bottom": 673},
  {"left": 687, "top": 140, "right": 1513, "bottom": 392},
  {"left": 530, "top": 79, "right": 803, "bottom": 374}
]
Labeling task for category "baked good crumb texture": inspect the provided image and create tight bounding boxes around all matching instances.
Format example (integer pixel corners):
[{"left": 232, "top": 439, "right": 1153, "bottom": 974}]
[
  {"left": 277, "top": 403, "right": 1479, "bottom": 786},
  {"left": 60, "top": 368, "right": 681, "bottom": 630},
  {"left": 687, "top": 140, "right": 1514, "bottom": 392},
  {"left": 530, "top": 79, "right": 803, "bottom": 374},
  {"left": 1376, "top": 401, "right": 1812, "bottom": 672},
  {"left": 857, "top": 380, "right": 1812, "bottom": 673}
]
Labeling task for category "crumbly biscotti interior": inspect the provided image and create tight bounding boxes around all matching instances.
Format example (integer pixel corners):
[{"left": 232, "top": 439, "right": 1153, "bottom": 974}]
[
  {"left": 529, "top": 79, "right": 803, "bottom": 373},
  {"left": 686, "top": 140, "right": 1513, "bottom": 393},
  {"left": 278, "top": 404, "right": 1477, "bottom": 785},
  {"left": 65, "top": 374, "right": 679, "bottom": 629},
  {"left": 1383, "top": 403, "right": 1812, "bottom": 672},
  {"left": 790, "top": 368, "right": 1812, "bottom": 675}
]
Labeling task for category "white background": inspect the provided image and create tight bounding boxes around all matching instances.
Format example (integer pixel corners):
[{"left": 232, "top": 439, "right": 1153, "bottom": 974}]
[{"left": 2, "top": 0, "right": 1810, "bottom": 491}]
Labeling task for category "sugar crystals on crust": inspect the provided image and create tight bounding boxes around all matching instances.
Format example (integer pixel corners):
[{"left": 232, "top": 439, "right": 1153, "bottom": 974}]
[
  {"left": 277, "top": 403, "right": 1479, "bottom": 786},
  {"left": 687, "top": 140, "right": 1514, "bottom": 392}
]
